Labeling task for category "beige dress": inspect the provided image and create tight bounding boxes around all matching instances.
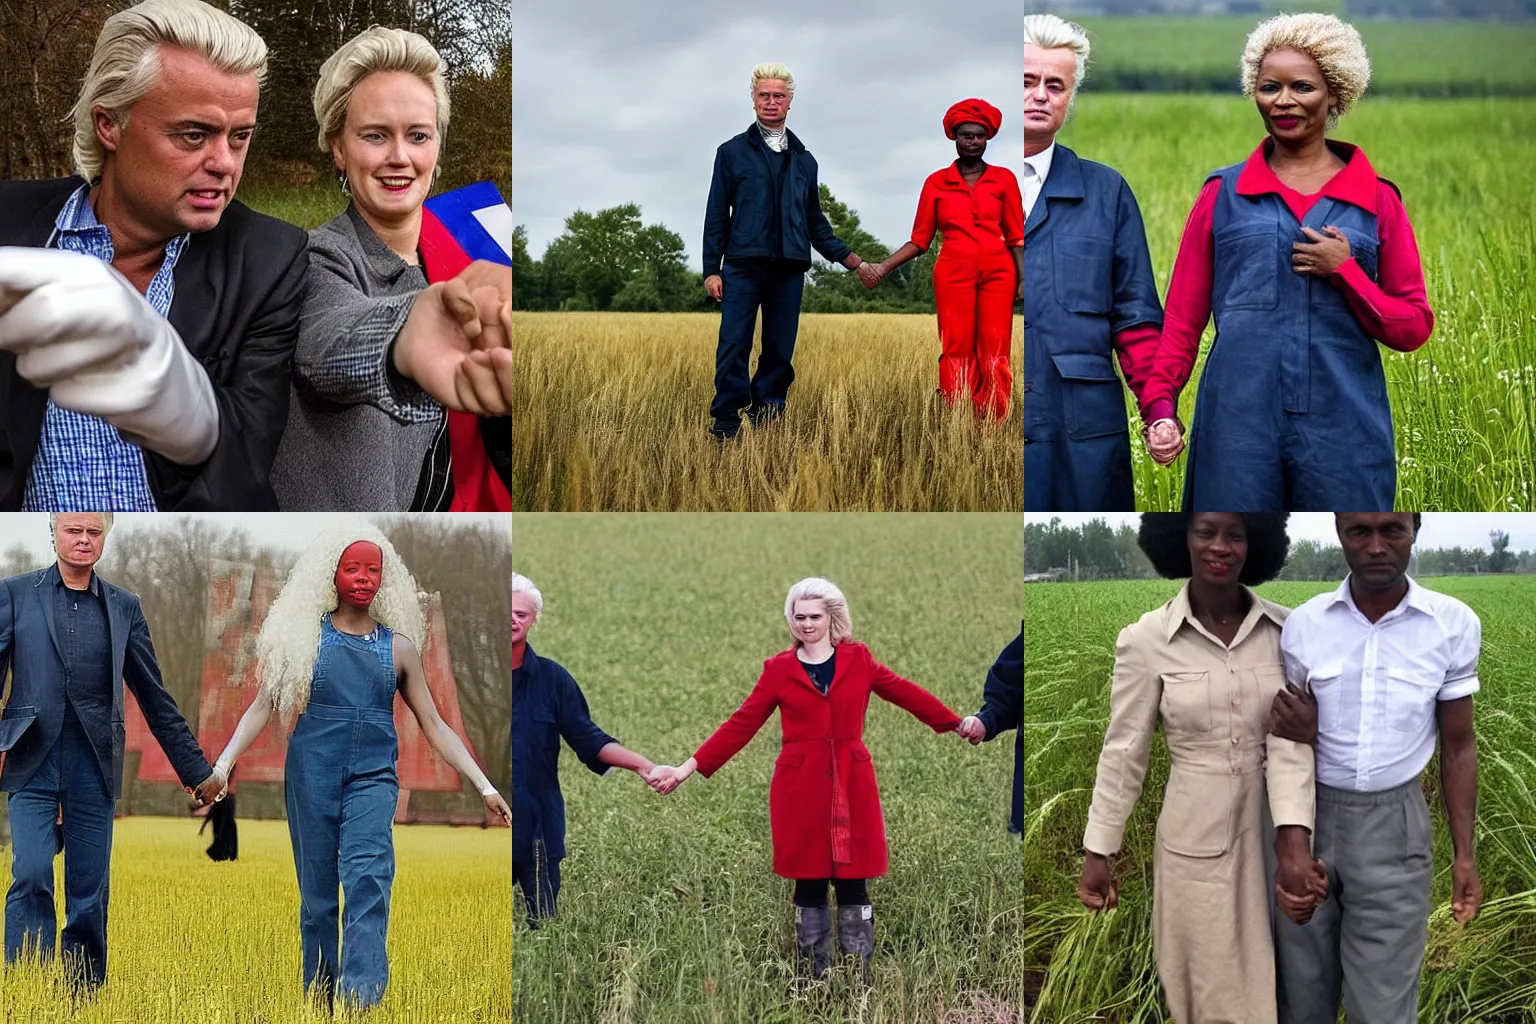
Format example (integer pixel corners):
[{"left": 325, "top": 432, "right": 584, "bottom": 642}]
[{"left": 1083, "top": 583, "right": 1315, "bottom": 1024}]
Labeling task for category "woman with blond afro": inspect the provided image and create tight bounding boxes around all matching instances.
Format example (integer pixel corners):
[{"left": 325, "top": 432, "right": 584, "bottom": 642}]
[
  {"left": 1140, "top": 13, "right": 1434, "bottom": 511},
  {"left": 204, "top": 521, "right": 510, "bottom": 1012}
]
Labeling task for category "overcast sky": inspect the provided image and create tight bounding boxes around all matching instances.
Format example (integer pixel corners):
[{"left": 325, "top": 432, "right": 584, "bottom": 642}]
[
  {"left": 1029, "top": 513, "right": 1536, "bottom": 550},
  {"left": 512, "top": 0, "right": 1022, "bottom": 266},
  {"left": 0, "top": 514, "right": 508, "bottom": 566}
]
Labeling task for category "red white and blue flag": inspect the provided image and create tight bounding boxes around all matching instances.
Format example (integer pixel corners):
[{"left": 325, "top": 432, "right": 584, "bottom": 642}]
[{"left": 418, "top": 181, "right": 512, "bottom": 512}]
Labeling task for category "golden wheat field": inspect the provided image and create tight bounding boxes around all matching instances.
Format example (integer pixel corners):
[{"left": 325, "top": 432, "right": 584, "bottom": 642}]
[
  {"left": 513, "top": 312, "right": 1025, "bottom": 511},
  {"left": 0, "top": 817, "right": 511, "bottom": 1024}
]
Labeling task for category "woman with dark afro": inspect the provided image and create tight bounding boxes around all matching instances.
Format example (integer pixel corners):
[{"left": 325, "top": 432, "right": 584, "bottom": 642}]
[{"left": 1076, "top": 513, "right": 1324, "bottom": 1023}]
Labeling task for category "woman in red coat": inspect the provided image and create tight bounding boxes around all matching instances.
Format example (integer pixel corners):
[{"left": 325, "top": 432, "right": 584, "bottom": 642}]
[
  {"left": 866, "top": 98, "right": 1025, "bottom": 419},
  {"left": 654, "top": 578, "right": 964, "bottom": 982}
]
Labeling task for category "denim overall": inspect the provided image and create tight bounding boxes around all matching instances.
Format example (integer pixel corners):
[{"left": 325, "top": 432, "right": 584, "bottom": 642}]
[
  {"left": 285, "top": 614, "right": 399, "bottom": 1010},
  {"left": 1023, "top": 146, "right": 1164, "bottom": 512},
  {"left": 1183, "top": 163, "right": 1395, "bottom": 511}
]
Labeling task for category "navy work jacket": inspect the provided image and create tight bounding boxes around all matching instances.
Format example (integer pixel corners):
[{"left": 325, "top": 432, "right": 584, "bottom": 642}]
[
  {"left": 511, "top": 644, "right": 616, "bottom": 863},
  {"left": 702, "top": 124, "right": 853, "bottom": 274},
  {"left": 1024, "top": 145, "right": 1162, "bottom": 511}
]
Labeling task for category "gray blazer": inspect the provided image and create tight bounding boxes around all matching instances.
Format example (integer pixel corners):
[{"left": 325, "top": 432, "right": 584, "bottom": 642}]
[{"left": 271, "top": 205, "right": 444, "bottom": 511}]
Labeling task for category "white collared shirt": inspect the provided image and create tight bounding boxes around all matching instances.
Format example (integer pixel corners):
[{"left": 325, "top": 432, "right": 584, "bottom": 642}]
[
  {"left": 1023, "top": 141, "right": 1056, "bottom": 219},
  {"left": 1280, "top": 575, "right": 1480, "bottom": 793}
]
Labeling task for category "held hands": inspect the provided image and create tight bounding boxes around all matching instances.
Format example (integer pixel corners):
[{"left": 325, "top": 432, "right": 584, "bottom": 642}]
[
  {"left": 646, "top": 760, "right": 697, "bottom": 796},
  {"left": 1269, "top": 684, "right": 1319, "bottom": 746},
  {"left": 1292, "top": 226, "right": 1351, "bottom": 278},
  {"left": 957, "top": 716, "right": 987, "bottom": 745},
  {"left": 1143, "top": 417, "right": 1185, "bottom": 466},
  {"left": 1274, "top": 853, "right": 1330, "bottom": 925},
  {"left": 394, "top": 259, "right": 513, "bottom": 416},
  {"left": 191, "top": 767, "right": 229, "bottom": 807},
  {"left": 856, "top": 262, "right": 886, "bottom": 289},
  {"left": 1078, "top": 851, "right": 1120, "bottom": 912}
]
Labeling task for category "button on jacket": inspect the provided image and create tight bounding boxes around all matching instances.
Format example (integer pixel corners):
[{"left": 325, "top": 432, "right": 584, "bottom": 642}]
[
  {"left": 693, "top": 642, "right": 962, "bottom": 880},
  {"left": 1280, "top": 574, "right": 1480, "bottom": 793},
  {"left": 1085, "top": 583, "right": 1315, "bottom": 1024},
  {"left": 511, "top": 644, "right": 616, "bottom": 864}
]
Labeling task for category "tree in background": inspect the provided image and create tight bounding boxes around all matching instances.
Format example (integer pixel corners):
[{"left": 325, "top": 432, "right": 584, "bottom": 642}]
[{"left": 0, "top": 0, "right": 510, "bottom": 199}]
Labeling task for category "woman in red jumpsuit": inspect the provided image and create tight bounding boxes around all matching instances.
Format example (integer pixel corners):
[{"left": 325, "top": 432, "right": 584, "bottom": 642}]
[
  {"left": 652, "top": 578, "right": 964, "bottom": 982},
  {"left": 871, "top": 99, "right": 1026, "bottom": 418}
]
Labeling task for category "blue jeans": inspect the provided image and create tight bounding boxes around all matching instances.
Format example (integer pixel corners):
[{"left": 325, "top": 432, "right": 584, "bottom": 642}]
[
  {"left": 4, "top": 705, "right": 114, "bottom": 989},
  {"left": 285, "top": 702, "right": 399, "bottom": 1011},
  {"left": 711, "top": 258, "right": 807, "bottom": 432}
]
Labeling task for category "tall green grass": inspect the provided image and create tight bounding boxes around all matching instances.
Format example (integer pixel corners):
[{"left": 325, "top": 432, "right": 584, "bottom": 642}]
[
  {"left": 1022, "top": 576, "right": 1536, "bottom": 1023},
  {"left": 512, "top": 513, "right": 1024, "bottom": 1023},
  {"left": 1054, "top": 96, "right": 1536, "bottom": 511}
]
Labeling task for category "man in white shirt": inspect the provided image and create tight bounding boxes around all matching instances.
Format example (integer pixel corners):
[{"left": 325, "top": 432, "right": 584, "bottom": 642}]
[
  {"left": 1023, "top": 15, "right": 1163, "bottom": 513},
  {"left": 1271, "top": 512, "right": 1482, "bottom": 1024}
]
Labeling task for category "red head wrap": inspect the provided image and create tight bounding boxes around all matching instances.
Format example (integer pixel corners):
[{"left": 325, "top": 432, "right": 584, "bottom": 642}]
[{"left": 943, "top": 98, "right": 1002, "bottom": 140}]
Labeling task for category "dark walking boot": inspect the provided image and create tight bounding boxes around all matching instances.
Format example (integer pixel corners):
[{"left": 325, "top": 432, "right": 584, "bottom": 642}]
[
  {"left": 794, "top": 903, "right": 834, "bottom": 979},
  {"left": 836, "top": 903, "right": 874, "bottom": 984}
]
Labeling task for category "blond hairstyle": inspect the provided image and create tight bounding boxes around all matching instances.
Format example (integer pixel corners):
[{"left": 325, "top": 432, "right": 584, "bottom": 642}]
[
  {"left": 313, "top": 26, "right": 450, "bottom": 153},
  {"left": 749, "top": 62, "right": 795, "bottom": 98},
  {"left": 1241, "top": 13, "right": 1371, "bottom": 127},
  {"left": 48, "top": 512, "right": 114, "bottom": 537},
  {"left": 784, "top": 577, "right": 853, "bottom": 648},
  {"left": 70, "top": 0, "right": 267, "bottom": 182},
  {"left": 256, "top": 521, "right": 425, "bottom": 720},
  {"left": 1024, "top": 14, "right": 1091, "bottom": 94},
  {"left": 511, "top": 573, "right": 543, "bottom": 622}
]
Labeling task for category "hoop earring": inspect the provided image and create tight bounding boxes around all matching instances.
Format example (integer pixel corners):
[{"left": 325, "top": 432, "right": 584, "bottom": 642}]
[{"left": 338, "top": 172, "right": 353, "bottom": 197}]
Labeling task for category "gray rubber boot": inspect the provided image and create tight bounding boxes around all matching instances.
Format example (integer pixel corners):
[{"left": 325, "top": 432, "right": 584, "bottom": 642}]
[
  {"left": 794, "top": 904, "right": 834, "bottom": 979},
  {"left": 836, "top": 903, "right": 875, "bottom": 984}
]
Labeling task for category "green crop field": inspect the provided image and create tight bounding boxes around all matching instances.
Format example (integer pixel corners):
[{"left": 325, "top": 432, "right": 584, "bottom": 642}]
[
  {"left": 1066, "top": 16, "right": 1536, "bottom": 95},
  {"left": 1021, "top": 576, "right": 1536, "bottom": 1023},
  {"left": 0, "top": 817, "right": 512, "bottom": 1023},
  {"left": 512, "top": 513, "right": 1024, "bottom": 1023}
]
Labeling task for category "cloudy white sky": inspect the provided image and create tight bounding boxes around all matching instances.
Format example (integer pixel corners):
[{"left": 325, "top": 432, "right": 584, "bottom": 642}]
[
  {"left": 512, "top": 0, "right": 1022, "bottom": 267},
  {"left": 0, "top": 514, "right": 509, "bottom": 565},
  {"left": 1029, "top": 513, "right": 1536, "bottom": 550}
]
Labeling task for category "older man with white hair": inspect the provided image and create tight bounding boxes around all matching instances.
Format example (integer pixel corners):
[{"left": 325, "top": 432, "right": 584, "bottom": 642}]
[
  {"left": 701, "top": 63, "right": 876, "bottom": 440},
  {"left": 0, "top": 0, "right": 307, "bottom": 511},
  {"left": 511, "top": 573, "right": 665, "bottom": 926},
  {"left": 0, "top": 513, "right": 218, "bottom": 992},
  {"left": 1024, "top": 15, "right": 1163, "bottom": 512}
]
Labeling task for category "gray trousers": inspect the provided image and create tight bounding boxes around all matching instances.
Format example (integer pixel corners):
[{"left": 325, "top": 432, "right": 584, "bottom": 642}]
[{"left": 1274, "top": 777, "right": 1433, "bottom": 1024}]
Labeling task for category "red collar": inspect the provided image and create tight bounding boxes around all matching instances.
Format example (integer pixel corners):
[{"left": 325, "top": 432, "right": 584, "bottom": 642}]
[
  {"left": 942, "top": 161, "right": 999, "bottom": 187},
  {"left": 1235, "top": 139, "right": 1379, "bottom": 214}
]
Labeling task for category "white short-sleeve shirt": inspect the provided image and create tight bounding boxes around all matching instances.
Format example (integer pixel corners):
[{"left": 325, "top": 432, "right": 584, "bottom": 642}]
[{"left": 1279, "top": 575, "right": 1480, "bottom": 793}]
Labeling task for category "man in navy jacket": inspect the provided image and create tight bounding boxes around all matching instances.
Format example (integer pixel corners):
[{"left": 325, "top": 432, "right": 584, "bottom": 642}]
[
  {"left": 0, "top": 513, "right": 217, "bottom": 991},
  {"left": 701, "top": 63, "right": 875, "bottom": 439},
  {"left": 960, "top": 625, "right": 1023, "bottom": 835}
]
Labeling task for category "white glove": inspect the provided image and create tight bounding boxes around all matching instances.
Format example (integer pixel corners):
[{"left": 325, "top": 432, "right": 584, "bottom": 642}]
[{"left": 0, "top": 247, "right": 218, "bottom": 466}]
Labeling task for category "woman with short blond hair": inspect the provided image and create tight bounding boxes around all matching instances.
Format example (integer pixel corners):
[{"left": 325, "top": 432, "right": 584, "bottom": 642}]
[
  {"left": 1142, "top": 13, "right": 1433, "bottom": 511},
  {"left": 272, "top": 26, "right": 511, "bottom": 511}
]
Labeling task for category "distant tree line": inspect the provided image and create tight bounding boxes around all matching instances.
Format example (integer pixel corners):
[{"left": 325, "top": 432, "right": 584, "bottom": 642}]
[
  {"left": 0, "top": 0, "right": 510, "bottom": 198},
  {"left": 513, "top": 184, "right": 956, "bottom": 315},
  {"left": 1025, "top": 517, "right": 1536, "bottom": 581}
]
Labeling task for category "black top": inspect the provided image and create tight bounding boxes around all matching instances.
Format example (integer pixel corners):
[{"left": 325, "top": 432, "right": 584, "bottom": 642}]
[
  {"left": 54, "top": 571, "right": 110, "bottom": 707},
  {"left": 800, "top": 649, "right": 836, "bottom": 694}
]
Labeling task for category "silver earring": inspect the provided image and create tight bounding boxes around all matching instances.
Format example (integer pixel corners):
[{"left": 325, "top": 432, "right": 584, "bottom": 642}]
[{"left": 339, "top": 172, "right": 353, "bottom": 197}]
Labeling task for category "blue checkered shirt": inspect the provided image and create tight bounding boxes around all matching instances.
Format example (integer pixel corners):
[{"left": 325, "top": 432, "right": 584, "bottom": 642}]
[{"left": 22, "top": 184, "right": 189, "bottom": 511}]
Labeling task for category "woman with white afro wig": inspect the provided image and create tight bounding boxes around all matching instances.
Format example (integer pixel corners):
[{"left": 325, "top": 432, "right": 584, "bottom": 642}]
[
  {"left": 648, "top": 577, "right": 967, "bottom": 984},
  {"left": 203, "top": 520, "right": 510, "bottom": 1012},
  {"left": 1140, "top": 12, "right": 1434, "bottom": 513}
]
